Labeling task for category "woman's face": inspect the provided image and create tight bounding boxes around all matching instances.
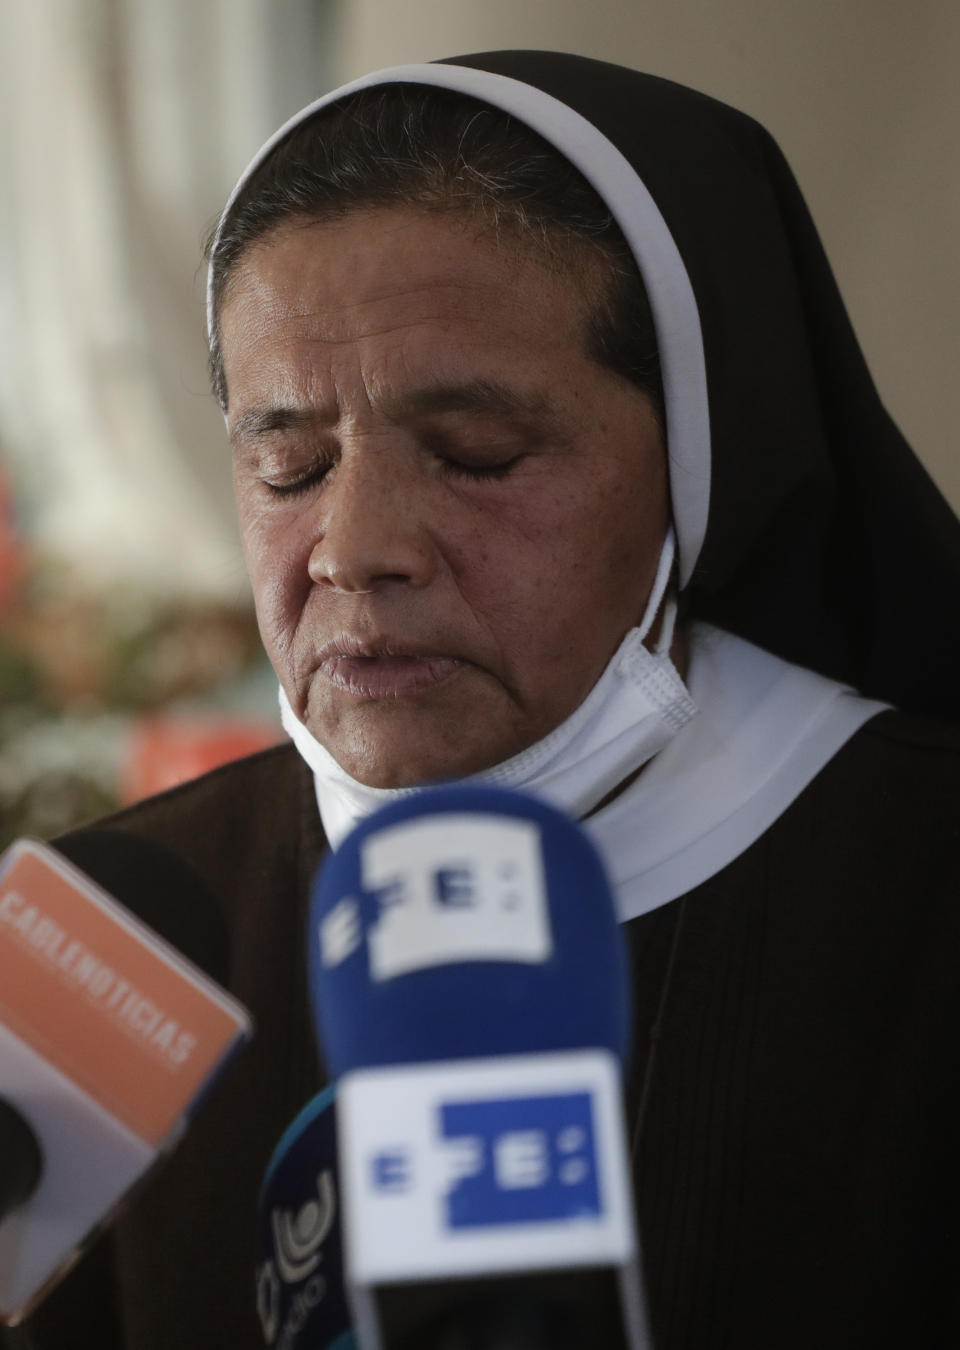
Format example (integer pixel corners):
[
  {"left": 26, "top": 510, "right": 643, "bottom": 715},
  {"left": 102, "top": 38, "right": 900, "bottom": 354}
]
[{"left": 221, "top": 206, "right": 668, "bottom": 787}]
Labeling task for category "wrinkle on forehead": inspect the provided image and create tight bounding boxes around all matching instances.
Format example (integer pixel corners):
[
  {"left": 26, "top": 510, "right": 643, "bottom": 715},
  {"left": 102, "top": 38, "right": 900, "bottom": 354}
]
[
  {"left": 228, "top": 378, "right": 560, "bottom": 450},
  {"left": 219, "top": 206, "right": 619, "bottom": 430},
  {"left": 222, "top": 206, "right": 602, "bottom": 344}
]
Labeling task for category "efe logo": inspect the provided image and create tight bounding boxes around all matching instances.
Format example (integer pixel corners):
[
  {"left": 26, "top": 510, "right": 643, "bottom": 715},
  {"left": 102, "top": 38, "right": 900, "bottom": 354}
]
[
  {"left": 367, "top": 1091, "right": 601, "bottom": 1229},
  {"left": 440, "top": 1091, "right": 601, "bottom": 1229},
  {"left": 364, "top": 815, "right": 553, "bottom": 980}
]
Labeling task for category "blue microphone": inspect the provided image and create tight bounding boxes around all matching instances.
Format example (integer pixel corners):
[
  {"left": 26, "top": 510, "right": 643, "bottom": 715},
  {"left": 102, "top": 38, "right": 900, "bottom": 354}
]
[
  {"left": 254, "top": 1087, "right": 355, "bottom": 1350},
  {"left": 309, "top": 784, "right": 630, "bottom": 1075},
  {"left": 308, "top": 785, "right": 651, "bottom": 1350}
]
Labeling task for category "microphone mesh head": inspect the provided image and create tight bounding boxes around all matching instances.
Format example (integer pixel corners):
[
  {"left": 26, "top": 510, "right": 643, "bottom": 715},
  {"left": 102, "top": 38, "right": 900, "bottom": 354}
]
[
  {"left": 0, "top": 1098, "right": 43, "bottom": 1218},
  {"left": 310, "top": 785, "right": 630, "bottom": 1076}
]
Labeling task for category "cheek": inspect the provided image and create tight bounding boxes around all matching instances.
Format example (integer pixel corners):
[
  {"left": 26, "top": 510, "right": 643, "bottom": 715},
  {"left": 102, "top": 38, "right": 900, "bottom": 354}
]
[
  {"left": 594, "top": 461, "right": 668, "bottom": 605},
  {"left": 516, "top": 482, "right": 662, "bottom": 649},
  {"left": 235, "top": 490, "right": 313, "bottom": 645},
  {"left": 449, "top": 513, "right": 588, "bottom": 669}
]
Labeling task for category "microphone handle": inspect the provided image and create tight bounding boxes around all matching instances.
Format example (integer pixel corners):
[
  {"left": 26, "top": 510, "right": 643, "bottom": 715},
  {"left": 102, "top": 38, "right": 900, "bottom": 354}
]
[
  {"left": 378, "top": 1274, "right": 632, "bottom": 1350},
  {"left": 425, "top": 1301, "right": 558, "bottom": 1350}
]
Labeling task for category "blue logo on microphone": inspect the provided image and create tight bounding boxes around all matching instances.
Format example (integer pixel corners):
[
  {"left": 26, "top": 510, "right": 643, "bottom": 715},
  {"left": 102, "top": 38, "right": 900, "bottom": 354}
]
[
  {"left": 371, "top": 1150, "right": 412, "bottom": 1194},
  {"left": 440, "top": 1092, "right": 600, "bottom": 1229}
]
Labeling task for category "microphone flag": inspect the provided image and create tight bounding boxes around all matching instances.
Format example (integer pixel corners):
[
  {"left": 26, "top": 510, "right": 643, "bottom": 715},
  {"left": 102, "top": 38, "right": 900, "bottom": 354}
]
[{"left": 0, "top": 837, "right": 252, "bottom": 1324}]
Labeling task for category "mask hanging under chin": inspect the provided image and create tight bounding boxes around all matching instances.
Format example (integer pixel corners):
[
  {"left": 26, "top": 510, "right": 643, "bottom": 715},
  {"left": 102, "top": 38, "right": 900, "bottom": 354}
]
[{"left": 280, "top": 527, "right": 697, "bottom": 849}]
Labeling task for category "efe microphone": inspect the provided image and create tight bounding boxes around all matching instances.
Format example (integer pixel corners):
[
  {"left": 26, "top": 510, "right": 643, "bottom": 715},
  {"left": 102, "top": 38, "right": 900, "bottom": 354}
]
[{"left": 309, "top": 785, "right": 651, "bottom": 1350}]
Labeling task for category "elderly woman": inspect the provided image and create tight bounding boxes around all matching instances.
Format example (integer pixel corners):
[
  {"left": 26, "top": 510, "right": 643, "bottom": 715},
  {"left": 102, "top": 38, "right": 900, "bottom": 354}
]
[{"left": 32, "top": 51, "right": 960, "bottom": 1350}]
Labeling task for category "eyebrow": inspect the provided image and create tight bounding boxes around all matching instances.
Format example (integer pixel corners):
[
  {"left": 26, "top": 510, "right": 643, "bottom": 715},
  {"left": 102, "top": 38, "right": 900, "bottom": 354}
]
[
  {"left": 229, "top": 379, "right": 557, "bottom": 447},
  {"left": 229, "top": 406, "right": 318, "bottom": 446},
  {"left": 389, "top": 379, "right": 553, "bottom": 424}
]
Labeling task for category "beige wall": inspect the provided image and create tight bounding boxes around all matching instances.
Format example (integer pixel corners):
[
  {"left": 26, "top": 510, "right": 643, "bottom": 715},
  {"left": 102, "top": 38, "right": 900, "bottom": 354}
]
[{"left": 329, "top": 0, "right": 960, "bottom": 510}]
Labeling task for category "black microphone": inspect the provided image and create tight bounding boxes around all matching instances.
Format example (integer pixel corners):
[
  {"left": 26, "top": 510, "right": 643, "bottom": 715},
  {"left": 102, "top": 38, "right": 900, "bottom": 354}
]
[
  {"left": 0, "top": 831, "right": 252, "bottom": 1325},
  {"left": 0, "top": 1101, "right": 42, "bottom": 1220},
  {"left": 254, "top": 1087, "right": 355, "bottom": 1349}
]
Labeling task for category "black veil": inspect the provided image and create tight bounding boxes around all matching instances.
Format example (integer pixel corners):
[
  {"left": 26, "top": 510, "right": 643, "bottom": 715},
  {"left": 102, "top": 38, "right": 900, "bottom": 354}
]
[
  {"left": 439, "top": 52, "right": 960, "bottom": 719},
  {"left": 210, "top": 48, "right": 960, "bottom": 720}
]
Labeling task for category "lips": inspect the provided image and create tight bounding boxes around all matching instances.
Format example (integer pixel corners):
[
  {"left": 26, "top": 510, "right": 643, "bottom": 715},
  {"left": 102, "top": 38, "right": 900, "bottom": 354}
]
[{"left": 316, "top": 639, "right": 468, "bottom": 699}]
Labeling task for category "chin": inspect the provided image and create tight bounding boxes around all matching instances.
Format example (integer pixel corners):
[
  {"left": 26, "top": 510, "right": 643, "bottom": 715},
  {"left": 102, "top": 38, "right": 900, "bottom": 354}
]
[
  {"left": 337, "top": 748, "right": 473, "bottom": 790},
  {"left": 326, "top": 726, "right": 514, "bottom": 790},
  {"left": 309, "top": 689, "right": 540, "bottom": 788}
]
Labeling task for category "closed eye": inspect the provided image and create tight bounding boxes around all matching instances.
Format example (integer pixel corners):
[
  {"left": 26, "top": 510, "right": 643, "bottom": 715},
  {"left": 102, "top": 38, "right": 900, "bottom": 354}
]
[
  {"left": 441, "top": 455, "right": 523, "bottom": 481},
  {"left": 261, "top": 460, "right": 332, "bottom": 499},
  {"left": 420, "top": 426, "right": 525, "bottom": 482}
]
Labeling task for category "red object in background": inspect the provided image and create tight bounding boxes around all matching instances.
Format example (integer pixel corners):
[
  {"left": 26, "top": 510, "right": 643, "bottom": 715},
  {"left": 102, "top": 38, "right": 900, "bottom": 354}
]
[
  {"left": 121, "top": 716, "right": 284, "bottom": 804},
  {"left": 0, "top": 464, "right": 28, "bottom": 614}
]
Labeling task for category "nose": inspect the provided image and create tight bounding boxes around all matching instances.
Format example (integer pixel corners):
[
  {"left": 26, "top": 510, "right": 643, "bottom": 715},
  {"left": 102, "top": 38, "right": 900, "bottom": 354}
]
[{"left": 306, "top": 456, "right": 437, "bottom": 594}]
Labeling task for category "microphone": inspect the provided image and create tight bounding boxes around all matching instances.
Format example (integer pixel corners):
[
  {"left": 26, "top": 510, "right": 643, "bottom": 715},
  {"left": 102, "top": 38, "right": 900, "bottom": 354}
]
[
  {"left": 309, "top": 785, "right": 651, "bottom": 1350},
  {"left": 254, "top": 1087, "right": 355, "bottom": 1350},
  {"left": 0, "top": 1100, "right": 42, "bottom": 1219},
  {"left": 0, "top": 831, "right": 253, "bottom": 1326}
]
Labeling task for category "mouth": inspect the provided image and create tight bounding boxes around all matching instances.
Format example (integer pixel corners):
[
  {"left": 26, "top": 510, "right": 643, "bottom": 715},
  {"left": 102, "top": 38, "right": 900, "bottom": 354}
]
[{"left": 315, "top": 639, "right": 468, "bottom": 700}]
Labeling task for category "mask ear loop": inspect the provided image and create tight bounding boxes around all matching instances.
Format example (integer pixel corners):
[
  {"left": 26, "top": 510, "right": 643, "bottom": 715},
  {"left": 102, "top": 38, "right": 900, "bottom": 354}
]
[{"left": 637, "top": 526, "right": 679, "bottom": 655}]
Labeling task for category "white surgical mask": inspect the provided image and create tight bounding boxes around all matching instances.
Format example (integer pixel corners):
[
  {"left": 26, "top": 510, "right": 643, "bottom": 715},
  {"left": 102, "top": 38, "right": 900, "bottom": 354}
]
[{"left": 280, "top": 528, "right": 697, "bottom": 848}]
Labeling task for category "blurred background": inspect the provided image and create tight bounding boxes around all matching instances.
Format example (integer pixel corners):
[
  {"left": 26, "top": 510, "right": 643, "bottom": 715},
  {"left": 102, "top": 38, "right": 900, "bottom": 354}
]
[{"left": 1, "top": 0, "right": 957, "bottom": 846}]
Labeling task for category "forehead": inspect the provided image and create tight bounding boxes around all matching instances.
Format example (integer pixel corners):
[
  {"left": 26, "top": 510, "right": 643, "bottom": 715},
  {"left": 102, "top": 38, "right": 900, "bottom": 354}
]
[{"left": 217, "top": 207, "right": 604, "bottom": 394}]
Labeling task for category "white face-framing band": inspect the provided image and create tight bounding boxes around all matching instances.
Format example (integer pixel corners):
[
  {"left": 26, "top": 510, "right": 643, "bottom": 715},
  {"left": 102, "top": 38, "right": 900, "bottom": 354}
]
[
  {"left": 219, "top": 65, "right": 890, "bottom": 915},
  {"left": 207, "top": 62, "right": 712, "bottom": 587}
]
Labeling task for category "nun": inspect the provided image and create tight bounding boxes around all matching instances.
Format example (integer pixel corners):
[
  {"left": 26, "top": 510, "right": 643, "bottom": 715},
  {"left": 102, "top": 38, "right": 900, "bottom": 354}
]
[{"left": 36, "top": 51, "right": 960, "bottom": 1350}]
